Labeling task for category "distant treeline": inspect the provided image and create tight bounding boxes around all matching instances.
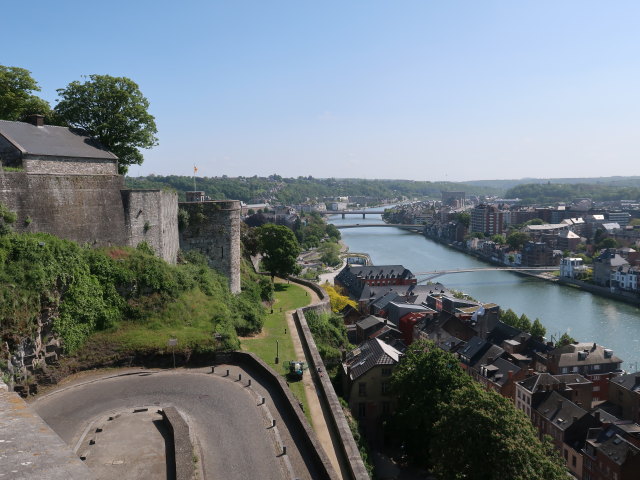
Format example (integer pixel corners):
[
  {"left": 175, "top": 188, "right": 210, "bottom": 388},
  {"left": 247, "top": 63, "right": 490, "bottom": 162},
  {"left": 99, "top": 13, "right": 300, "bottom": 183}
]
[
  {"left": 125, "top": 175, "right": 502, "bottom": 204},
  {"left": 464, "top": 176, "right": 640, "bottom": 190},
  {"left": 505, "top": 183, "right": 640, "bottom": 204}
]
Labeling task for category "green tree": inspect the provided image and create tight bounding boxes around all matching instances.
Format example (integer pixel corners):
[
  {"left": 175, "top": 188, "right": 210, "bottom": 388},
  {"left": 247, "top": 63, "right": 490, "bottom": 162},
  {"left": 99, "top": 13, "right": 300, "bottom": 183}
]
[
  {"left": 54, "top": 75, "right": 158, "bottom": 174},
  {"left": 500, "top": 308, "right": 519, "bottom": 327},
  {"left": 507, "top": 232, "right": 530, "bottom": 250},
  {"left": 430, "top": 383, "right": 566, "bottom": 480},
  {"left": 557, "top": 332, "right": 577, "bottom": 347},
  {"left": 455, "top": 212, "right": 470, "bottom": 228},
  {"left": 390, "top": 340, "right": 471, "bottom": 465},
  {"left": 0, "top": 65, "right": 52, "bottom": 121},
  {"left": 491, "top": 234, "right": 505, "bottom": 244},
  {"left": 530, "top": 318, "right": 546, "bottom": 339},
  {"left": 518, "top": 313, "right": 532, "bottom": 332},
  {"left": 319, "top": 242, "right": 341, "bottom": 266},
  {"left": 256, "top": 224, "right": 301, "bottom": 279},
  {"left": 597, "top": 237, "right": 618, "bottom": 249}
]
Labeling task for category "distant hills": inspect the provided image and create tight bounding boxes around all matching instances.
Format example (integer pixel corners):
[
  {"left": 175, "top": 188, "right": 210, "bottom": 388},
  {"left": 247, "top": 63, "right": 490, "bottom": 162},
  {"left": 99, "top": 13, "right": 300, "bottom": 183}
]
[
  {"left": 125, "top": 175, "right": 640, "bottom": 205},
  {"left": 462, "top": 176, "right": 640, "bottom": 190}
]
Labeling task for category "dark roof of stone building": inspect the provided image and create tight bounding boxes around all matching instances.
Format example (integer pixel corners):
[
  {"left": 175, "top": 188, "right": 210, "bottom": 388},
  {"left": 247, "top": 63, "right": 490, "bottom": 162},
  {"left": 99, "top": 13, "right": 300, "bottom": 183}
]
[
  {"left": 586, "top": 425, "right": 640, "bottom": 466},
  {"left": 610, "top": 372, "right": 640, "bottom": 393},
  {"left": 536, "top": 391, "right": 587, "bottom": 432},
  {"left": 518, "top": 373, "right": 560, "bottom": 393},
  {"left": 550, "top": 342, "right": 622, "bottom": 367},
  {"left": 343, "top": 338, "right": 401, "bottom": 381},
  {"left": 0, "top": 119, "right": 117, "bottom": 160}
]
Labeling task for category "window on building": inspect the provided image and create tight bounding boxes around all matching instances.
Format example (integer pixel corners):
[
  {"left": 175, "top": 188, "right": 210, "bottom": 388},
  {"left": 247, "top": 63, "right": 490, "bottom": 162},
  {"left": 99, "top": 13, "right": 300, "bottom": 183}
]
[
  {"left": 593, "top": 386, "right": 600, "bottom": 392},
  {"left": 382, "top": 402, "right": 390, "bottom": 415},
  {"left": 572, "top": 455, "right": 577, "bottom": 468},
  {"left": 381, "top": 368, "right": 392, "bottom": 377},
  {"left": 564, "top": 449, "right": 568, "bottom": 460},
  {"left": 381, "top": 382, "right": 390, "bottom": 394},
  {"left": 593, "top": 364, "right": 601, "bottom": 371},
  {"left": 358, "top": 382, "right": 367, "bottom": 396},
  {"left": 358, "top": 402, "right": 366, "bottom": 418}
]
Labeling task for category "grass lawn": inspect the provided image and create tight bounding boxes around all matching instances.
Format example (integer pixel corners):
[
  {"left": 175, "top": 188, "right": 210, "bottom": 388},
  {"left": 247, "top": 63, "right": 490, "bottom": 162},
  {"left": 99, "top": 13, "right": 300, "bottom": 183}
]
[
  {"left": 92, "top": 289, "right": 225, "bottom": 352},
  {"left": 241, "top": 282, "right": 313, "bottom": 423}
]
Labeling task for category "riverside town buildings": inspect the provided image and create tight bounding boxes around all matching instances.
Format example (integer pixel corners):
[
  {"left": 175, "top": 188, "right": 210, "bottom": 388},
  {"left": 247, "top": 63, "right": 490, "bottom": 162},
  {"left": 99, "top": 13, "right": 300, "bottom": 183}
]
[{"left": 337, "top": 263, "right": 639, "bottom": 477}]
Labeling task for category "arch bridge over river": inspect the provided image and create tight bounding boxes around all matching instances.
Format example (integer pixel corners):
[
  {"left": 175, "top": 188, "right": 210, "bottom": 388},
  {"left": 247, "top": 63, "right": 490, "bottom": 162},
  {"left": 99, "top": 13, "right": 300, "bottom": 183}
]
[
  {"left": 336, "top": 223, "right": 423, "bottom": 232},
  {"left": 414, "top": 267, "right": 558, "bottom": 282}
]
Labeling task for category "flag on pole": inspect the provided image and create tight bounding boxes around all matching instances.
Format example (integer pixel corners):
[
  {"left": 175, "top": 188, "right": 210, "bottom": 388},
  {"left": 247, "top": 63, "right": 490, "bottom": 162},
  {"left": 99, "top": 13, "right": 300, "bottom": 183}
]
[{"left": 193, "top": 165, "right": 198, "bottom": 174}]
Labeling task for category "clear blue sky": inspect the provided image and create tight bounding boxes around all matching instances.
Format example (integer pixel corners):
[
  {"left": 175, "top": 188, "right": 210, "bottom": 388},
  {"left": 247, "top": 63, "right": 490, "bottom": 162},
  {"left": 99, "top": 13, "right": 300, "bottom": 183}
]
[{"left": 3, "top": 1, "right": 640, "bottom": 181}]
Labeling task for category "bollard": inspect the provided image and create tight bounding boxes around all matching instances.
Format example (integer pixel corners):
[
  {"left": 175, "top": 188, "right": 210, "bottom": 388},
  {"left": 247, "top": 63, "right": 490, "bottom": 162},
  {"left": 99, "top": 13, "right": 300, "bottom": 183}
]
[
  {"left": 272, "top": 419, "right": 276, "bottom": 428},
  {"left": 261, "top": 397, "right": 265, "bottom": 405},
  {"left": 226, "top": 369, "right": 229, "bottom": 377},
  {"left": 211, "top": 366, "right": 215, "bottom": 373},
  {"left": 238, "top": 373, "right": 242, "bottom": 381},
  {"left": 282, "top": 445, "right": 287, "bottom": 455},
  {"left": 248, "top": 379, "right": 252, "bottom": 387}
]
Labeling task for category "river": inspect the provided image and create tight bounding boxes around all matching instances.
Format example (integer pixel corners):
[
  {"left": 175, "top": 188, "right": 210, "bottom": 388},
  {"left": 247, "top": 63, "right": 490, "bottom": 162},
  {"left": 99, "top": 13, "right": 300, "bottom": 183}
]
[{"left": 329, "top": 209, "right": 640, "bottom": 371}]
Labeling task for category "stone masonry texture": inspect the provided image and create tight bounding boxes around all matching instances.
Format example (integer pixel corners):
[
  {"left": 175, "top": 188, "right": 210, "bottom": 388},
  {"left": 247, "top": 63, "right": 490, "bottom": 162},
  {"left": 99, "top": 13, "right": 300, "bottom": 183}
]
[{"left": 179, "top": 200, "right": 241, "bottom": 293}]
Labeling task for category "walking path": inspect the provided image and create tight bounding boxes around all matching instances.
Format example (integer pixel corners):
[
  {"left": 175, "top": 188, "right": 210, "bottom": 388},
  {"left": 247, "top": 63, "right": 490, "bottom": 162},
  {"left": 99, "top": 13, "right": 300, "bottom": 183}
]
[{"left": 276, "top": 279, "right": 345, "bottom": 479}]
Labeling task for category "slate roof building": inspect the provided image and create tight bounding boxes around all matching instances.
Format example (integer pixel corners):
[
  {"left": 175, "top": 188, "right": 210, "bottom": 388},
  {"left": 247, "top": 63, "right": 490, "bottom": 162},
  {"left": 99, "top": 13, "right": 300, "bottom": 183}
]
[
  {"left": 335, "top": 264, "right": 416, "bottom": 300},
  {"left": 0, "top": 116, "right": 118, "bottom": 175},
  {"left": 609, "top": 372, "right": 640, "bottom": 423},
  {"left": 583, "top": 424, "right": 640, "bottom": 480},
  {"left": 341, "top": 338, "right": 402, "bottom": 439},
  {"left": 544, "top": 342, "right": 622, "bottom": 401}
]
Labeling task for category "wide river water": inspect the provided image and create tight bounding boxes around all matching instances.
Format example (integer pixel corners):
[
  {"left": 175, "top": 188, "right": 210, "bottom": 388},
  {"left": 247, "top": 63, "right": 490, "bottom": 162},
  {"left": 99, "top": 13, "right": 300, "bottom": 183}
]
[{"left": 329, "top": 209, "right": 640, "bottom": 371}]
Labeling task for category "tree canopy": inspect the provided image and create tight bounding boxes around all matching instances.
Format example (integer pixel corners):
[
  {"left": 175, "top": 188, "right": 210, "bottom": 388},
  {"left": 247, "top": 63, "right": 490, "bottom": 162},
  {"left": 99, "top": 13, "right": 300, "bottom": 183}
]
[
  {"left": 430, "top": 383, "right": 566, "bottom": 480},
  {"left": 55, "top": 75, "right": 158, "bottom": 174},
  {"left": 390, "top": 340, "right": 566, "bottom": 479},
  {"left": 256, "top": 224, "right": 301, "bottom": 279},
  {"left": 0, "top": 65, "right": 52, "bottom": 122}
]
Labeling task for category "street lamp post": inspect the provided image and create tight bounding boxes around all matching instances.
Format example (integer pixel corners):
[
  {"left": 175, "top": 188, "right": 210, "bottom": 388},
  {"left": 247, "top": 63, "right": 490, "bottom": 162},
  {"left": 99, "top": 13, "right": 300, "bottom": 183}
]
[{"left": 275, "top": 340, "right": 279, "bottom": 364}]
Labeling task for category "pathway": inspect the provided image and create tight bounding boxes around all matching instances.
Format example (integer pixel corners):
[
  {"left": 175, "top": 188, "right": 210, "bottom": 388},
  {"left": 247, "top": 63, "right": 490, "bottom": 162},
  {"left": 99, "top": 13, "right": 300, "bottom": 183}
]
[{"left": 276, "top": 279, "right": 344, "bottom": 479}]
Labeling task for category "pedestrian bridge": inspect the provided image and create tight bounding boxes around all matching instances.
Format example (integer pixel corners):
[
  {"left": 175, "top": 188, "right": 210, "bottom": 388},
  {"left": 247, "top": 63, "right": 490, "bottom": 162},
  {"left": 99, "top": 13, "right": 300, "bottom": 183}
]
[
  {"left": 321, "top": 210, "right": 384, "bottom": 219},
  {"left": 334, "top": 223, "right": 424, "bottom": 232},
  {"left": 414, "top": 266, "right": 558, "bottom": 282}
]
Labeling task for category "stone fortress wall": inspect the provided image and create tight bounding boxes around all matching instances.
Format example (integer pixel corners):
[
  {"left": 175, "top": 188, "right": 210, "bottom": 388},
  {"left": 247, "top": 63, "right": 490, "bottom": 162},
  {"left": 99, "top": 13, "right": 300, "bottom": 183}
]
[
  {"left": 0, "top": 169, "right": 241, "bottom": 292},
  {"left": 122, "top": 188, "right": 179, "bottom": 265},
  {"left": 178, "top": 194, "right": 241, "bottom": 293}
]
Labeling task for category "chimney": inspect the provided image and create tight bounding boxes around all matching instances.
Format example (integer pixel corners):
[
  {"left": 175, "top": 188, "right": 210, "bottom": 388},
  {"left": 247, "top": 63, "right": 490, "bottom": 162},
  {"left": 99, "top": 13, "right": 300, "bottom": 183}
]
[
  {"left": 594, "top": 411, "right": 601, "bottom": 422},
  {"left": 25, "top": 114, "right": 44, "bottom": 127},
  {"left": 557, "top": 399, "right": 563, "bottom": 409},
  {"left": 508, "top": 370, "right": 514, "bottom": 380}
]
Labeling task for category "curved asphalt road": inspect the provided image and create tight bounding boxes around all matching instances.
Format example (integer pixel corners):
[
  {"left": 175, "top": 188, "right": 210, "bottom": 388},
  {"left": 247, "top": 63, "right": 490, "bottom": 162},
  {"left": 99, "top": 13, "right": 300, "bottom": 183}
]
[{"left": 31, "top": 370, "right": 286, "bottom": 480}]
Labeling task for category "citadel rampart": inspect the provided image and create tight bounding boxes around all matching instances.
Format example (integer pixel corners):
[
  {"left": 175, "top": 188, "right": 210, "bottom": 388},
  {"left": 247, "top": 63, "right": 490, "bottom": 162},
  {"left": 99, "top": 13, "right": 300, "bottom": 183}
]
[
  {"left": 179, "top": 198, "right": 241, "bottom": 293},
  {"left": 0, "top": 171, "right": 178, "bottom": 264}
]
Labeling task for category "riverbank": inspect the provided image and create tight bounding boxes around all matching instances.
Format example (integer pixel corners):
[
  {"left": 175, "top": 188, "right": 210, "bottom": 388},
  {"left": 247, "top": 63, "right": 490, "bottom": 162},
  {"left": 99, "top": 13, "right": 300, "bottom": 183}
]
[{"left": 422, "top": 231, "right": 640, "bottom": 308}]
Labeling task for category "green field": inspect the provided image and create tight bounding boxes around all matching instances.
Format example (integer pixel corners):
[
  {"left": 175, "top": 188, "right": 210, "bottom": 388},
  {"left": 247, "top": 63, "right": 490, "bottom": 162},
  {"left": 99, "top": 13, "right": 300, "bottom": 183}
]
[{"left": 240, "top": 282, "right": 312, "bottom": 423}]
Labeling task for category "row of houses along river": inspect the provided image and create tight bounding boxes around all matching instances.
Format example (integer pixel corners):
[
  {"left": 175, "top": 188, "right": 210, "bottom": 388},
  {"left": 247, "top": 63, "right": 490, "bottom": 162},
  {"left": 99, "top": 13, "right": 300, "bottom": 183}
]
[{"left": 328, "top": 208, "right": 640, "bottom": 372}]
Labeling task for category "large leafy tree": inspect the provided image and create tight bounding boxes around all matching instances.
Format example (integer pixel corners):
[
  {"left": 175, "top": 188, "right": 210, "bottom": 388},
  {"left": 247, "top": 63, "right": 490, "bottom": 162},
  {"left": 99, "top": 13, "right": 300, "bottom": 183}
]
[
  {"left": 389, "top": 340, "right": 471, "bottom": 465},
  {"left": 0, "top": 65, "right": 52, "bottom": 121},
  {"left": 256, "top": 224, "right": 300, "bottom": 280},
  {"left": 54, "top": 75, "right": 158, "bottom": 174},
  {"left": 430, "top": 383, "right": 566, "bottom": 480}
]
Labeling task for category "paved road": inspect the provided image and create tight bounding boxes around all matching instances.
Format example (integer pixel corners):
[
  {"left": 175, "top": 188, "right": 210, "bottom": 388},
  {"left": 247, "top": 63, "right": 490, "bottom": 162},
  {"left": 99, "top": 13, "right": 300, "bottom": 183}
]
[{"left": 31, "top": 370, "right": 288, "bottom": 480}]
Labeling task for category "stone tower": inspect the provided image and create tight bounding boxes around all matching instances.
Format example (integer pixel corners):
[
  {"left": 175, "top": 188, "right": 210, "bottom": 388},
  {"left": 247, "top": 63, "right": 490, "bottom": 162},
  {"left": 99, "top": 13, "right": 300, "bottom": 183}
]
[{"left": 178, "top": 192, "right": 241, "bottom": 293}]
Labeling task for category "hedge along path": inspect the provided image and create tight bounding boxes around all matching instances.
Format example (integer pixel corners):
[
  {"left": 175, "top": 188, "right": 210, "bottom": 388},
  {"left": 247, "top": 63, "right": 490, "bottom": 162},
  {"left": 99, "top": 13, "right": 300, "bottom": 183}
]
[
  {"left": 240, "top": 281, "right": 312, "bottom": 423},
  {"left": 277, "top": 280, "right": 344, "bottom": 480}
]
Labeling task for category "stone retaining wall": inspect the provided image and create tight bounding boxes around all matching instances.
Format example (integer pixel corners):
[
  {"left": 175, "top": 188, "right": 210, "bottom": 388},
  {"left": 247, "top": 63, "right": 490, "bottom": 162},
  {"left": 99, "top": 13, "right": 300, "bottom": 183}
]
[
  {"left": 216, "top": 350, "right": 337, "bottom": 480},
  {"left": 287, "top": 277, "right": 370, "bottom": 480},
  {"left": 161, "top": 407, "right": 195, "bottom": 480}
]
